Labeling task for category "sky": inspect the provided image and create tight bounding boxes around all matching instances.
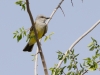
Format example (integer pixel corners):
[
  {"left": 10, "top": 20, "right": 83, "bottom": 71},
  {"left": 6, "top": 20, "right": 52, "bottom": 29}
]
[{"left": 0, "top": 0, "right": 100, "bottom": 75}]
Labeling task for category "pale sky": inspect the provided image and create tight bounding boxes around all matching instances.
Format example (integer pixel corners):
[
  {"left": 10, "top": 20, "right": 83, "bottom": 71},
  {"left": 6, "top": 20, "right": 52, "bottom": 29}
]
[{"left": 0, "top": 0, "right": 100, "bottom": 75}]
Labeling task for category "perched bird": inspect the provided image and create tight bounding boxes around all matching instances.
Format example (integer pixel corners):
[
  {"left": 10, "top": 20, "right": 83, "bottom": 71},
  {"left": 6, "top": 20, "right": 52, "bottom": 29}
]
[{"left": 23, "top": 15, "right": 50, "bottom": 52}]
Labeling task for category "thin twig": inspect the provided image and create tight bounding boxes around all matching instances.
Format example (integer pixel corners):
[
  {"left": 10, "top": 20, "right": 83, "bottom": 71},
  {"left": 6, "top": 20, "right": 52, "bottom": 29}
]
[
  {"left": 63, "top": 71, "right": 66, "bottom": 75},
  {"left": 57, "top": 20, "right": 100, "bottom": 68},
  {"left": 26, "top": 0, "right": 48, "bottom": 75},
  {"left": 82, "top": 0, "right": 83, "bottom": 3},
  {"left": 59, "top": 6, "right": 65, "bottom": 17},
  {"left": 34, "top": 47, "right": 39, "bottom": 75},
  {"left": 82, "top": 70, "right": 88, "bottom": 75},
  {"left": 46, "top": 0, "right": 64, "bottom": 24},
  {"left": 71, "top": 0, "right": 73, "bottom": 6}
]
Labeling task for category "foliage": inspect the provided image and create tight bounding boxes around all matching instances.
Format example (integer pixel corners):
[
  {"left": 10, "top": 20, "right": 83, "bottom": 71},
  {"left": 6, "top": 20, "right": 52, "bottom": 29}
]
[
  {"left": 50, "top": 38, "right": 100, "bottom": 75},
  {"left": 14, "top": 1, "right": 100, "bottom": 75},
  {"left": 44, "top": 32, "right": 54, "bottom": 42},
  {"left": 13, "top": 27, "right": 54, "bottom": 42},
  {"left": 13, "top": 27, "right": 27, "bottom": 42},
  {"left": 50, "top": 65, "right": 66, "bottom": 75},
  {"left": 15, "top": 0, "right": 26, "bottom": 10}
]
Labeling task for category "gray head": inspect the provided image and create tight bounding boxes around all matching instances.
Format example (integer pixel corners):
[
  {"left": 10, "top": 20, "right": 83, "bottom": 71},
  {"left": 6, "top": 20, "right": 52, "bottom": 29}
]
[{"left": 35, "top": 15, "right": 50, "bottom": 23}]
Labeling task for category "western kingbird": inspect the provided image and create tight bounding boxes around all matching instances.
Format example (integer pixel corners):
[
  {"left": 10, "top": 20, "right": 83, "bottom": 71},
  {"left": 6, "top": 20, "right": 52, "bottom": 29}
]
[{"left": 23, "top": 15, "right": 50, "bottom": 52}]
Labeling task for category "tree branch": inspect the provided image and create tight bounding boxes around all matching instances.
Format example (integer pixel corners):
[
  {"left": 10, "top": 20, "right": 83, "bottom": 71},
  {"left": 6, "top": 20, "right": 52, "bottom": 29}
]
[
  {"left": 71, "top": 0, "right": 73, "bottom": 6},
  {"left": 35, "top": 0, "right": 64, "bottom": 75},
  {"left": 34, "top": 47, "right": 39, "bottom": 75},
  {"left": 46, "top": 0, "right": 64, "bottom": 24},
  {"left": 57, "top": 20, "right": 100, "bottom": 68},
  {"left": 26, "top": 0, "right": 48, "bottom": 75}
]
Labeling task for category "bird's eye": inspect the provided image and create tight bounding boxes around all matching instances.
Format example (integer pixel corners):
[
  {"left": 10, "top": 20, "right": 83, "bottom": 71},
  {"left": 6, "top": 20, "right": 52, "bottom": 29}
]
[{"left": 41, "top": 16, "right": 44, "bottom": 18}]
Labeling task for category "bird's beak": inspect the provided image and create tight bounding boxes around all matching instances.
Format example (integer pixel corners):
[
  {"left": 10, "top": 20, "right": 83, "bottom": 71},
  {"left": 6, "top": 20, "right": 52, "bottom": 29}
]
[{"left": 46, "top": 17, "right": 51, "bottom": 19}]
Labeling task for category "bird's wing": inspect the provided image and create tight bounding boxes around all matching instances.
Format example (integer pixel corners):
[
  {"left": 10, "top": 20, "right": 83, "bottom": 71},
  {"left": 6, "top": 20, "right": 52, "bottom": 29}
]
[
  {"left": 42, "top": 24, "right": 48, "bottom": 37},
  {"left": 29, "top": 22, "right": 38, "bottom": 33},
  {"left": 28, "top": 22, "right": 37, "bottom": 38}
]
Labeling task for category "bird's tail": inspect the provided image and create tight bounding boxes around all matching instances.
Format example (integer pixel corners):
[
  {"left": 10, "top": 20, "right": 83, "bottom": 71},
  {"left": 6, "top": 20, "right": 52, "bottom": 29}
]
[{"left": 23, "top": 43, "right": 34, "bottom": 52}]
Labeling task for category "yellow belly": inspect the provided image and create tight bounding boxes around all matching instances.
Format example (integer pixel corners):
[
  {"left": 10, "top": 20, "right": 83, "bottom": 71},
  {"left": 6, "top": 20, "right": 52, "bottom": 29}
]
[{"left": 29, "top": 28, "right": 44, "bottom": 45}]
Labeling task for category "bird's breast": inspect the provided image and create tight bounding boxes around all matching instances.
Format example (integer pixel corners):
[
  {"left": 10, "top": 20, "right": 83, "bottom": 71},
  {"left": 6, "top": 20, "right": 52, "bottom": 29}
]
[{"left": 35, "top": 22, "right": 47, "bottom": 39}]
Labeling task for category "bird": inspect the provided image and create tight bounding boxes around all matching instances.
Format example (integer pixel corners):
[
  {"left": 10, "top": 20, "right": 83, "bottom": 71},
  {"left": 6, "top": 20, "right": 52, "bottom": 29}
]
[{"left": 23, "top": 15, "right": 50, "bottom": 52}]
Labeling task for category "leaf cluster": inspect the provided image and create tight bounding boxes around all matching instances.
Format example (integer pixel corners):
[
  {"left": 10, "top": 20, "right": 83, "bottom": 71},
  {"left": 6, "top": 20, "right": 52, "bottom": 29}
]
[
  {"left": 13, "top": 27, "right": 27, "bottom": 42},
  {"left": 15, "top": 0, "right": 26, "bottom": 10},
  {"left": 83, "top": 37, "right": 100, "bottom": 71},
  {"left": 50, "top": 38, "right": 100, "bottom": 75},
  {"left": 44, "top": 32, "right": 54, "bottom": 42}
]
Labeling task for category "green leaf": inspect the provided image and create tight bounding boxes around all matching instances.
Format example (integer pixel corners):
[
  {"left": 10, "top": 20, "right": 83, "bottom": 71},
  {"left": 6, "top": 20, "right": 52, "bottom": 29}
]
[
  {"left": 74, "top": 54, "right": 79, "bottom": 58},
  {"left": 22, "top": 27, "right": 24, "bottom": 30},
  {"left": 88, "top": 61, "right": 98, "bottom": 71},
  {"left": 70, "top": 56, "right": 73, "bottom": 59},
  {"left": 83, "top": 61, "right": 86, "bottom": 66},
  {"left": 44, "top": 36, "right": 49, "bottom": 42},
  {"left": 24, "top": 31, "right": 26, "bottom": 36},
  {"left": 67, "top": 65, "right": 72, "bottom": 71},
  {"left": 71, "top": 49, "right": 74, "bottom": 54},
  {"left": 17, "top": 35, "right": 19, "bottom": 42},
  {"left": 15, "top": 0, "right": 23, "bottom": 6},
  {"left": 13, "top": 27, "right": 27, "bottom": 42},
  {"left": 44, "top": 32, "right": 54, "bottom": 42},
  {"left": 66, "top": 54, "right": 69, "bottom": 59},
  {"left": 80, "top": 68, "right": 85, "bottom": 73},
  {"left": 58, "top": 55, "right": 63, "bottom": 60},
  {"left": 61, "top": 67, "right": 66, "bottom": 74},
  {"left": 88, "top": 42, "right": 94, "bottom": 47},
  {"left": 22, "top": 4, "right": 26, "bottom": 10},
  {"left": 66, "top": 72, "right": 71, "bottom": 75},
  {"left": 19, "top": 34, "right": 22, "bottom": 39},
  {"left": 91, "top": 37, "right": 97, "bottom": 43},
  {"left": 13, "top": 32, "right": 16, "bottom": 34},
  {"left": 64, "top": 57, "right": 67, "bottom": 64},
  {"left": 92, "top": 56, "right": 96, "bottom": 60},
  {"left": 26, "top": 35, "right": 29, "bottom": 42},
  {"left": 31, "top": 54, "right": 35, "bottom": 56},
  {"left": 73, "top": 64, "right": 77, "bottom": 70},
  {"left": 72, "top": 72, "right": 74, "bottom": 75},
  {"left": 13, "top": 35, "right": 16, "bottom": 38},
  {"left": 84, "top": 57, "right": 91, "bottom": 61},
  {"left": 15, "top": 0, "right": 26, "bottom": 10},
  {"left": 16, "top": 30, "right": 19, "bottom": 33},
  {"left": 17, "top": 34, "right": 22, "bottom": 42},
  {"left": 57, "top": 51, "right": 62, "bottom": 54},
  {"left": 89, "top": 46, "right": 94, "bottom": 51},
  {"left": 96, "top": 50, "right": 99, "bottom": 54},
  {"left": 19, "top": 28, "right": 22, "bottom": 32}
]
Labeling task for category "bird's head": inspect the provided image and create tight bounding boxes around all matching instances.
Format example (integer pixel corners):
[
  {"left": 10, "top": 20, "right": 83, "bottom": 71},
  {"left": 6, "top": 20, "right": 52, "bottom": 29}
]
[{"left": 35, "top": 15, "right": 50, "bottom": 23}]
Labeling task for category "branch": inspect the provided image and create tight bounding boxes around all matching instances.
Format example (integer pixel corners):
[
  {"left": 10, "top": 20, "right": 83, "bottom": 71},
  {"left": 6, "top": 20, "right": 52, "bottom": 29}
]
[
  {"left": 57, "top": 20, "right": 100, "bottom": 68},
  {"left": 59, "top": 6, "right": 65, "bottom": 17},
  {"left": 34, "top": 47, "right": 39, "bottom": 75},
  {"left": 35, "top": 0, "right": 64, "bottom": 74},
  {"left": 82, "top": 0, "right": 83, "bottom": 3},
  {"left": 46, "top": 0, "right": 64, "bottom": 24},
  {"left": 71, "top": 0, "right": 73, "bottom": 6},
  {"left": 26, "top": 0, "right": 48, "bottom": 75}
]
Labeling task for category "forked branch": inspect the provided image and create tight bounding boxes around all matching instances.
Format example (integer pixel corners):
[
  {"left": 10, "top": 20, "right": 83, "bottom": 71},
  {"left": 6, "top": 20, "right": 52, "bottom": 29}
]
[{"left": 34, "top": 0, "right": 65, "bottom": 75}]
